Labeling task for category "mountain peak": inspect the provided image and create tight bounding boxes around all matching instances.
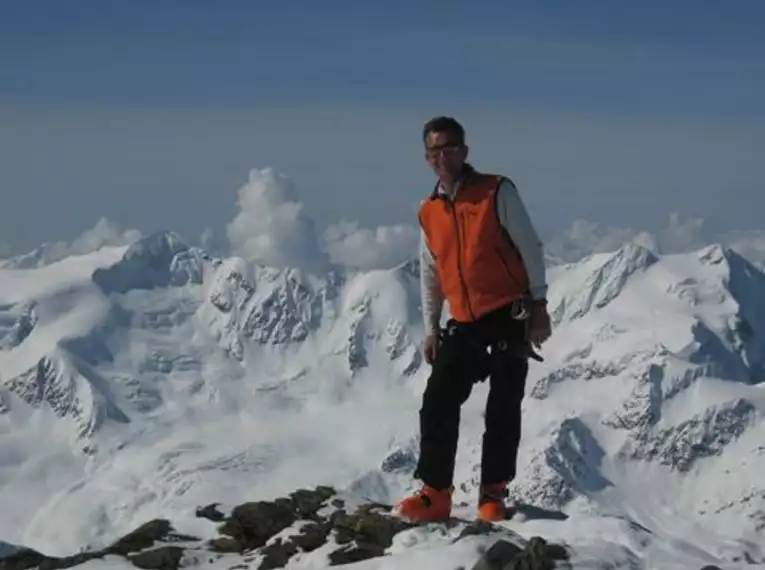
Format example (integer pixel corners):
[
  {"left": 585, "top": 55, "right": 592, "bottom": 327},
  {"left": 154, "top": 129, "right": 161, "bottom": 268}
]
[
  {"left": 550, "top": 241, "right": 659, "bottom": 323},
  {"left": 92, "top": 231, "right": 206, "bottom": 294},
  {"left": 697, "top": 242, "right": 729, "bottom": 265},
  {"left": 0, "top": 300, "right": 37, "bottom": 350},
  {"left": 3, "top": 345, "right": 129, "bottom": 441},
  {"left": 118, "top": 231, "right": 193, "bottom": 276}
]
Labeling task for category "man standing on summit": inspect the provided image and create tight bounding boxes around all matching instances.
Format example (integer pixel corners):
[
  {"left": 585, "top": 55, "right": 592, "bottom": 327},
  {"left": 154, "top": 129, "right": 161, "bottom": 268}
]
[{"left": 396, "top": 117, "right": 551, "bottom": 523}]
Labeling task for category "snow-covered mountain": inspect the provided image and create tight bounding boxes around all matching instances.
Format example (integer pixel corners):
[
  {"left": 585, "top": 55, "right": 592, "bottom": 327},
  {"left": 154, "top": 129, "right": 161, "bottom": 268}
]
[{"left": 1, "top": 231, "right": 764, "bottom": 569}]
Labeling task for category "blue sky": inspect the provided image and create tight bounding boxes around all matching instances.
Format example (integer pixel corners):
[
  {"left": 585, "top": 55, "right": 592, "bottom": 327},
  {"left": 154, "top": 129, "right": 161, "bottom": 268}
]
[{"left": 1, "top": 0, "right": 764, "bottom": 253}]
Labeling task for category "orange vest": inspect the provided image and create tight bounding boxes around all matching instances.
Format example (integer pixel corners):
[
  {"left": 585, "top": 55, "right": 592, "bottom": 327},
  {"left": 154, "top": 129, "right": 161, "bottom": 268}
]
[{"left": 418, "top": 168, "right": 530, "bottom": 323}]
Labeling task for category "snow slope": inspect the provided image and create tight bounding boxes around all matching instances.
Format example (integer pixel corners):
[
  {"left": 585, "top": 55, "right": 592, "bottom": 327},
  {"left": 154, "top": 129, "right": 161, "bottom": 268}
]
[{"left": 1, "top": 232, "right": 764, "bottom": 569}]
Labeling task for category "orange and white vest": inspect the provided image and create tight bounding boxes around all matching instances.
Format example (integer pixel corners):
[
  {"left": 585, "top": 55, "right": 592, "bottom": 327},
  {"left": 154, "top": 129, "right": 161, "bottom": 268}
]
[{"left": 418, "top": 168, "right": 530, "bottom": 322}]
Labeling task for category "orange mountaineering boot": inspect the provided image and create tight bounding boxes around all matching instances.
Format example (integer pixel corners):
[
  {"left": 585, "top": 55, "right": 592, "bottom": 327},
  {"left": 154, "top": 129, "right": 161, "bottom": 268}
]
[
  {"left": 477, "top": 482, "right": 509, "bottom": 522},
  {"left": 394, "top": 484, "right": 452, "bottom": 523}
]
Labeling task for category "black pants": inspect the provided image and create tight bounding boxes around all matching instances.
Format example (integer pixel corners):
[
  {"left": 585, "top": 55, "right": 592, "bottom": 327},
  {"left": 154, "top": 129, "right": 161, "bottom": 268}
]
[{"left": 413, "top": 303, "right": 529, "bottom": 490}]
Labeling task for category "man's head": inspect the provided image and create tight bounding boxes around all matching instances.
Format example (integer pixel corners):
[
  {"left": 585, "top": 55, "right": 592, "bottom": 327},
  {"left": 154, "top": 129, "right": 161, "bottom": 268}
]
[{"left": 422, "top": 116, "right": 469, "bottom": 185}]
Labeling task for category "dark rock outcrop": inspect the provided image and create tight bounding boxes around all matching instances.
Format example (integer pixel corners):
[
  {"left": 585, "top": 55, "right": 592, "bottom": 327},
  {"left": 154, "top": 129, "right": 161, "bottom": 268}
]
[
  {"left": 470, "top": 537, "right": 569, "bottom": 570},
  {"left": 0, "top": 486, "right": 571, "bottom": 570},
  {"left": 0, "top": 518, "right": 197, "bottom": 570}
]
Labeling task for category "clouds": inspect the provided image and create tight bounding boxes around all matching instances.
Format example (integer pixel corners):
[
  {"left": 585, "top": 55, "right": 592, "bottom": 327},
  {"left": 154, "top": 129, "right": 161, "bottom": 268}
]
[
  {"left": 544, "top": 213, "right": 765, "bottom": 265},
  {"left": 223, "top": 168, "right": 765, "bottom": 276},
  {"left": 5, "top": 162, "right": 763, "bottom": 277},
  {"left": 545, "top": 213, "right": 706, "bottom": 262},
  {"left": 224, "top": 168, "right": 421, "bottom": 273},
  {"left": 1, "top": 218, "right": 141, "bottom": 268},
  {"left": 544, "top": 214, "right": 701, "bottom": 263},
  {"left": 544, "top": 219, "right": 637, "bottom": 263},
  {"left": 66, "top": 217, "right": 143, "bottom": 256},
  {"left": 226, "top": 168, "right": 331, "bottom": 274},
  {"left": 5, "top": 159, "right": 762, "bottom": 276},
  {"left": 722, "top": 230, "right": 765, "bottom": 266},
  {"left": 322, "top": 221, "right": 419, "bottom": 271}
]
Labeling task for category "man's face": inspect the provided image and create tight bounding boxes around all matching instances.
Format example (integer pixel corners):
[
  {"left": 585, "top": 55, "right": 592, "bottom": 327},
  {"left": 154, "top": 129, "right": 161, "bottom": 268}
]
[{"left": 424, "top": 131, "right": 467, "bottom": 181}]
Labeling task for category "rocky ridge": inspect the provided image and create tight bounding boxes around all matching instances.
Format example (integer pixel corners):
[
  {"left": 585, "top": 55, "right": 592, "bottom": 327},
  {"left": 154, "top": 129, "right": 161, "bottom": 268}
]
[{"left": 0, "top": 486, "right": 571, "bottom": 570}]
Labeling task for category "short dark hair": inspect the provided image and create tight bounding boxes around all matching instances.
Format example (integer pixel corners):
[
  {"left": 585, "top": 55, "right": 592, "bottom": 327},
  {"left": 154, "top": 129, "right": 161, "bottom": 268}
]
[{"left": 422, "top": 116, "right": 465, "bottom": 146}]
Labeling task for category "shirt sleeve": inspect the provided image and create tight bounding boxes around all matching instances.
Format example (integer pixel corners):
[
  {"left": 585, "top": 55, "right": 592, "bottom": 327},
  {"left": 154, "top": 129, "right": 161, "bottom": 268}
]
[
  {"left": 496, "top": 179, "right": 548, "bottom": 300},
  {"left": 419, "top": 227, "right": 444, "bottom": 334}
]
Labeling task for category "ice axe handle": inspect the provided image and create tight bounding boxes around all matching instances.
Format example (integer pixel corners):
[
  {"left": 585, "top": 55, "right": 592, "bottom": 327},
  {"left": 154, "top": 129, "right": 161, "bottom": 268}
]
[{"left": 526, "top": 345, "right": 544, "bottom": 362}]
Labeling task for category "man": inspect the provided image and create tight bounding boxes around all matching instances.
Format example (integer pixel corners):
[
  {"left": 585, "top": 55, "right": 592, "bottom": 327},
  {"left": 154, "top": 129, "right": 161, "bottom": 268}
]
[{"left": 395, "top": 116, "right": 551, "bottom": 523}]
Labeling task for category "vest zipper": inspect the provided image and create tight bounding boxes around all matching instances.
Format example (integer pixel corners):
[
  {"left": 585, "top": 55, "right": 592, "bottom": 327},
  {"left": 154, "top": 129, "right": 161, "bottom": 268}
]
[{"left": 448, "top": 200, "right": 476, "bottom": 321}]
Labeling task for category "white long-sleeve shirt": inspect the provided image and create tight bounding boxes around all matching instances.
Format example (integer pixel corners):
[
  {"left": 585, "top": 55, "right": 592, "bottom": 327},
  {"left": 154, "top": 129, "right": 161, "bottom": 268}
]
[{"left": 419, "top": 177, "right": 547, "bottom": 334}]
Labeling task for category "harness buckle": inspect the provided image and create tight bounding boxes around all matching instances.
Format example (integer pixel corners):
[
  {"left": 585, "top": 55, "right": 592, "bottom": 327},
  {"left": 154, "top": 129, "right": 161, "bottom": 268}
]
[{"left": 509, "top": 297, "right": 530, "bottom": 320}]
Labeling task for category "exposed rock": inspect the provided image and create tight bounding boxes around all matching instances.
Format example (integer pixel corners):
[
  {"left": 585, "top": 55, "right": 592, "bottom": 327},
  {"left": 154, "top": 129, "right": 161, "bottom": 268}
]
[
  {"left": 128, "top": 546, "right": 184, "bottom": 570},
  {"left": 0, "top": 301, "right": 37, "bottom": 350},
  {"left": 456, "top": 520, "right": 505, "bottom": 541},
  {"left": 0, "top": 518, "right": 198, "bottom": 570},
  {"left": 258, "top": 539, "right": 299, "bottom": 570},
  {"left": 290, "top": 485, "right": 336, "bottom": 518},
  {"left": 0, "top": 548, "right": 102, "bottom": 570},
  {"left": 602, "top": 362, "right": 663, "bottom": 431},
  {"left": 470, "top": 539, "right": 523, "bottom": 570},
  {"left": 620, "top": 397, "right": 757, "bottom": 472},
  {"left": 219, "top": 499, "right": 298, "bottom": 550},
  {"left": 551, "top": 243, "right": 658, "bottom": 324},
  {"left": 92, "top": 231, "right": 191, "bottom": 294},
  {"left": 168, "top": 248, "right": 207, "bottom": 286},
  {"left": 0, "top": 547, "right": 48, "bottom": 570},
  {"left": 206, "top": 537, "right": 241, "bottom": 553},
  {"left": 510, "top": 417, "right": 612, "bottom": 510},
  {"left": 328, "top": 543, "right": 385, "bottom": 565},
  {"left": 290, "top": 522, "right": 331, "bottom": 551},
  {"left": 217, "top": 485, "right": 335, "bottom": 551},
  {"left": 105, "top": 519, "right": 197, "bottom": 555},
  {"left": 107, "top": 519, "right": 174, "bottom": 555},
  {"left": 530, "top": 359, "right": 623, "bottom": 400},
  {"left": 212, "top": 487, "right": 415, "bottom": 568},
  {"left": 514, "top": 537, "right": 569, "bottom": 570},
  {"left": 470, "top": 537, "right": 569, "bottom": 570},
  {"left": 203, "top": 262, "right": 329, "bottom": 359},
  {"left": 380, "top": 443, "right": 418, "bottom": 473},
  {"left": 331, "top": 503, "right": 414, "bottom": 549},
  {"left": 0, "top": 485, "right": 571, "bottom": 570},
  {"left": 5, "top": 347, "right": 130, "bottom": 440}
]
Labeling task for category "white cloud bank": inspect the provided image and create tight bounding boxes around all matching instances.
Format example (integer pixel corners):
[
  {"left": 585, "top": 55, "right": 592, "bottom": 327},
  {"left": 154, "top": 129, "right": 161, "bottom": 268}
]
[
  {"left": 66, "top": 217, "right": 143, "bottom": 256},
  {"left": 545, "top": 213, "right": 765, "bottom": 265},
  {"left": 8, "top": 166, "right": 762, "bottom": 276},
  {"left": 1, "top": 218, "right": 142, "bottom": 268},
  {"left": 226, "top": 168, "right": 331, "bottom": 273},
  {"left": 225, "top": 168, "right": 419, "bottom": 272},
  {"left": 224, "top": 168, "right": 765, "bottom": 275},
  {"left": 322, "top": 220, "right": 419, "bottom": 271}
]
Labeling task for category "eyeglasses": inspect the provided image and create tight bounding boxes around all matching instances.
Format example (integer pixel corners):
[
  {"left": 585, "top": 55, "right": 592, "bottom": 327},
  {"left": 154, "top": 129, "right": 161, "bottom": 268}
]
[{"left": 425, "top": 143, "right": 463, "bottom": 158}]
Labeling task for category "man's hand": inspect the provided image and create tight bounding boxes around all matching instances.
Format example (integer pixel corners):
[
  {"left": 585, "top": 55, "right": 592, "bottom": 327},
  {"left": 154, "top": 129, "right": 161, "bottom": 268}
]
[
  {"left": 423, "top": 333, "right": 439, "bottom": 365},
  {"left": 527, "top": 303, "right": 552, "bottom": 348}
]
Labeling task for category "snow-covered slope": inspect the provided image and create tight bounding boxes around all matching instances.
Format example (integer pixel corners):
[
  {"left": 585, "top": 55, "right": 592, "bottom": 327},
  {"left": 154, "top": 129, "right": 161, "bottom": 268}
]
[{"left": 1, "top": 233, "right": 764, "bottom": 569}]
